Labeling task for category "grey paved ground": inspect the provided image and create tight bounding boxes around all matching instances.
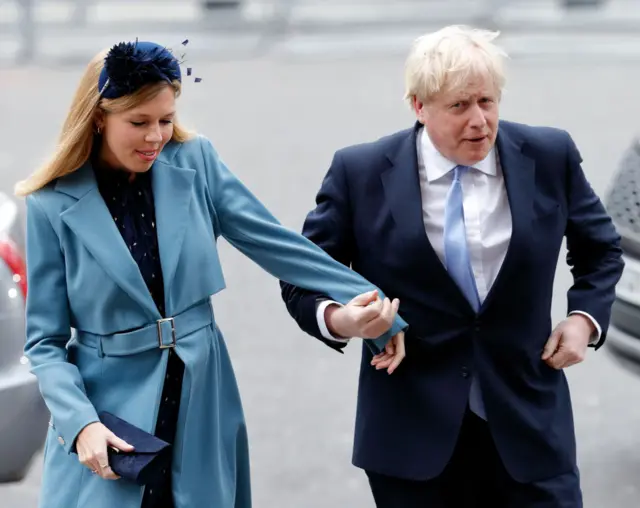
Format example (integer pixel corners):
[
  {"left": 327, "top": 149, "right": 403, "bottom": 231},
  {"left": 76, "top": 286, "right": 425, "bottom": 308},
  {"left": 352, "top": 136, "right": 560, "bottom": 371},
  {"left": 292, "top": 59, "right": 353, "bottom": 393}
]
[{"left": 2, "top": 51, "right": 640, "bottom": 507}]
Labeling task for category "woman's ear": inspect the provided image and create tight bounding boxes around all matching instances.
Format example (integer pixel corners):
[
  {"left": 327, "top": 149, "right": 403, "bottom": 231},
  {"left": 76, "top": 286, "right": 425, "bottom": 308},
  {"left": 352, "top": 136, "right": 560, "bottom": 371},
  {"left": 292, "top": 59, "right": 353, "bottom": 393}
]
[{"left": 94, "top": 110, "right": 105, "bottom": 133}]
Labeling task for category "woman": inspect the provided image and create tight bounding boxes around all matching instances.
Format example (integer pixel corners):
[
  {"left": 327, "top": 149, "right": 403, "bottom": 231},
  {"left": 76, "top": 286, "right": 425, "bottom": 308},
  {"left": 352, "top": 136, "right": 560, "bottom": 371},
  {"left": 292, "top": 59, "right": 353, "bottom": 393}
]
[{"left": 17, "top": 41, "right": 407, "bottom": 508}]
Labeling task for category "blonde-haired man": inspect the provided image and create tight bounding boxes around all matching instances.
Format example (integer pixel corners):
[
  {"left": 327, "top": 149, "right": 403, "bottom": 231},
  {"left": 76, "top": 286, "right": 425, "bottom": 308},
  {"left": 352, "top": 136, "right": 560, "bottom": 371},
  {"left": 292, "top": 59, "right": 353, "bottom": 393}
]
[{"left": 281, "top": 25, "right": 622, "bottom": 507}]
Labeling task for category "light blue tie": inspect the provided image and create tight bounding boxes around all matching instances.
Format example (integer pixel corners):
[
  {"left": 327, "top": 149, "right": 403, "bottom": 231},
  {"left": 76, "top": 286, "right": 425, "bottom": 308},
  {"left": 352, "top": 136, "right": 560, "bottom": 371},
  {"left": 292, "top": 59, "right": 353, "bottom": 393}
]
[{"left": 444, "top": 165, "right": 486, "bottom": 419}]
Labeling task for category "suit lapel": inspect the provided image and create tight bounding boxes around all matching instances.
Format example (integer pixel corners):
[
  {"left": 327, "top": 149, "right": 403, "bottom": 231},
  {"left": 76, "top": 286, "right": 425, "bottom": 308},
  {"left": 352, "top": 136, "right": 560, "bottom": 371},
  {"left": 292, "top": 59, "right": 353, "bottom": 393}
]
[
  {"left": 380, "top": 125, "right": 431, "bottom": 256},
  {"left": 57, "top": 164, "right": 160, "bottom": 318},
  {"left": 151, "top": 160, "right": 195, "bottom": 310},
  {"left": 481, "top": 123, "right": 536, "bottom": 310},
  {"left": 380, "top": 123, "right": 475, "bottom": 312}
]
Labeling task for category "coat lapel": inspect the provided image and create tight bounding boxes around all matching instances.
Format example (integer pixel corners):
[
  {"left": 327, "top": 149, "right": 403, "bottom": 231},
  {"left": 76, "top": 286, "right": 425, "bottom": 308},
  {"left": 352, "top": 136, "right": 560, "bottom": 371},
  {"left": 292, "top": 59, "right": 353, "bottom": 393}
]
[
  {"left": 57, "top": 164, "right": 160, "bottom": 318},
  {"left": 381, "top": 123, "right": 474, "bottom": 312},
  {"left": 481, "top": 122, "right": 536, "bottom": 310},
  {"left": 151, "top": 159, "right": 195, "bottom": 309}
]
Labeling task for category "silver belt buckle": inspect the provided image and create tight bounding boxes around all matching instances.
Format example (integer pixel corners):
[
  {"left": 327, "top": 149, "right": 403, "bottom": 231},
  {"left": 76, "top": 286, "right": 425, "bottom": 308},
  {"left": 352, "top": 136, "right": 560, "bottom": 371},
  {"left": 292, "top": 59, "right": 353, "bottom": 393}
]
[{"left": 157, "top": 317, "right": 176, "bottom": 349}]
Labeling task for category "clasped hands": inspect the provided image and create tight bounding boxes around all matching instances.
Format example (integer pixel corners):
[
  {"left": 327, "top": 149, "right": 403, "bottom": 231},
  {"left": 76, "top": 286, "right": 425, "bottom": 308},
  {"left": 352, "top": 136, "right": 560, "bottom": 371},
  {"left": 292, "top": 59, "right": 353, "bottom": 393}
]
[{"left": 324, "top": 290, "right": 406, "bottom": 374}]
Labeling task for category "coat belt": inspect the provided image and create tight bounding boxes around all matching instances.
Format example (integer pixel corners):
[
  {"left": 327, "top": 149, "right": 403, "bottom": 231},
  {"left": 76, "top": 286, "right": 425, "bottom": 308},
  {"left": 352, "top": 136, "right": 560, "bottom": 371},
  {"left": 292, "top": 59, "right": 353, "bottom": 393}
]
[{"left": 75, "top": 300, "right": 214, "bottom": 357}]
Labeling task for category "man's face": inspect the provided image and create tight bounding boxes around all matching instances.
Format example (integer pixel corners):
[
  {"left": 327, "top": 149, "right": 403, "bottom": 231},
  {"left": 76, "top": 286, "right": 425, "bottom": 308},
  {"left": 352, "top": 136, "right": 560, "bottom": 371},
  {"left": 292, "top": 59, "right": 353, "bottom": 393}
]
[{"left": 414, "top": 74, "right": 499, "bottom": 166}]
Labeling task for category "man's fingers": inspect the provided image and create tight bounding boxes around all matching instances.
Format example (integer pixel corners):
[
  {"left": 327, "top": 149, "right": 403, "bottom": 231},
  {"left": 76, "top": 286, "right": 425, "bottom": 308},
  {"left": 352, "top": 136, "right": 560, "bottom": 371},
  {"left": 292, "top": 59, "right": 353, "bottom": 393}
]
[
  {"left": 358, "top": 296, "right": 402, "bottom": 332},
  {"left": 545, "top": 340, "right": 572, "bottom": 370},
  {"left": 379, "top": 297, "right": 393, "bottom": 321},
  {"left": 350, "top": 290, "right": 379, "bottom": 306},
  {"left": 366, "top": 296, "right": 384, "bottom": 316},
  {"left": 362, "top": 297, "right": 390, "bottom": 323},
  {"left": 379, "top": 298, "right": 399, "bottom": 331},
  {"left": 370, "top": 297, "right": 400, "bottom": 326},
  {"left": 365, "top": 297, "right": 400, "bottom": 321},
  {"left": 360, "top": 298, "right": 397, "bottom": 336},
  {"left": 542, "top": 328, "right": 562, "bottom": 360},
  {"left": 547, "top": 346, "right": 585, "bottom": 370},
  {"left": 546, "top": 351, "right": 569, "bottom": 370}
]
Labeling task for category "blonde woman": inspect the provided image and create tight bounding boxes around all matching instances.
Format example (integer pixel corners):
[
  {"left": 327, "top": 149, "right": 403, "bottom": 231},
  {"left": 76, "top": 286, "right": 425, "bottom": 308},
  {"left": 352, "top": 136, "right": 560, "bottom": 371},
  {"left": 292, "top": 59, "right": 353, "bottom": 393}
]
[{"left": 18, "top": 40, "right": 407, "bottom": 508}]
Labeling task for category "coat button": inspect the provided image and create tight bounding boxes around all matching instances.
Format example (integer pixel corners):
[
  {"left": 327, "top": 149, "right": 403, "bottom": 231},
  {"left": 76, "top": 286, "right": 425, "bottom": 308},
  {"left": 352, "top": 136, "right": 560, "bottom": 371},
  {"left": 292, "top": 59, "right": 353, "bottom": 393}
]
[
  {"left": 461, "top": 367, "right": 470, "bottom": 378},
  {"left": 58, "top": 436, "right": 65, "bottom": 446}
]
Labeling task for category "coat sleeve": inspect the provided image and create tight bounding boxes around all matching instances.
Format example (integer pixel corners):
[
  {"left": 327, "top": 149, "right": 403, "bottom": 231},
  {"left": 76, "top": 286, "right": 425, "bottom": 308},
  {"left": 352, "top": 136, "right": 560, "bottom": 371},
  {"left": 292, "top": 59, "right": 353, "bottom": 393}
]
[
  {"left": 279, "top": 150, "right": 355, "bottom": 350},
  {"left": 199, "top": 136, "right": 408, "bottom": 353},
  {"left": 563, "top": 132, "right": 625, "bottom": 349},
  {"left": 23, "top": 194, "right": 99, "bottom": 454}
]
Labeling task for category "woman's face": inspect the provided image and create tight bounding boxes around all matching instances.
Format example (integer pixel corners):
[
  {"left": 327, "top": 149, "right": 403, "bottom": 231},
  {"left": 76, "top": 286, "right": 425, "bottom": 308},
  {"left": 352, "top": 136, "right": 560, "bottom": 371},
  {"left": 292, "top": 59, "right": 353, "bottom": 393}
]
[{"left": 97, "top": 86, "right": 176, "bottom": 173}]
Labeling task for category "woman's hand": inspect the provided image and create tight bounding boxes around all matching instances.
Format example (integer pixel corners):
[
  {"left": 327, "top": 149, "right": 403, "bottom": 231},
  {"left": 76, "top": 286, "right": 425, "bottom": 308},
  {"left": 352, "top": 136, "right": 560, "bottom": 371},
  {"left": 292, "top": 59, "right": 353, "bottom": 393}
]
[
  {"left": 370, "top": 331, "right": 406, "bottom": 374},
  {"left": 76, "top": 422, "right": 134, "bottom": 480}
]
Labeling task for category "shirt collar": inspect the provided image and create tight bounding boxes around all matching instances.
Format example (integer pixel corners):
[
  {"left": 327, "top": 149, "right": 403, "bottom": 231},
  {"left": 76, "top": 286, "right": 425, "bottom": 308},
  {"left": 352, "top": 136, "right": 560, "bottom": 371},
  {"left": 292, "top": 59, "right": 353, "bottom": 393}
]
[{"left": 419, "top": 126, "right": 497, "bottom": 182}]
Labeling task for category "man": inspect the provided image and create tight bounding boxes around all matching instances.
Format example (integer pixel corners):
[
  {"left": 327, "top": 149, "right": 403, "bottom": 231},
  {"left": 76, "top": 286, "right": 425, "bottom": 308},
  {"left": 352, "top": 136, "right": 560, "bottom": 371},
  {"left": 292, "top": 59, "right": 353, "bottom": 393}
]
[{"left": 280, "top": 25, "right": 624, "bottom": 507}]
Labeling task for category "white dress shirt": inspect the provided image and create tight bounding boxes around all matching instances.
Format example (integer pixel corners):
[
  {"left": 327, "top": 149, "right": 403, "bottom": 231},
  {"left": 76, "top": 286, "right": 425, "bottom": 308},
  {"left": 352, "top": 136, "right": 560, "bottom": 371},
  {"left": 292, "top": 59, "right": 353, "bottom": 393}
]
[{"left": 317, "top": 127, "right": 600, "bottom": 343}]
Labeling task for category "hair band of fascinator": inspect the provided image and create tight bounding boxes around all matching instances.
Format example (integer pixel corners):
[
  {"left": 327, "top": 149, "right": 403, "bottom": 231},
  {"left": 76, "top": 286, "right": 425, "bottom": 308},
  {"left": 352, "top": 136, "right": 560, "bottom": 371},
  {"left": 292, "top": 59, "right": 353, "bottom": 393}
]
[{"left": 98, "top": 38, "right": 202, "bottom": 100}]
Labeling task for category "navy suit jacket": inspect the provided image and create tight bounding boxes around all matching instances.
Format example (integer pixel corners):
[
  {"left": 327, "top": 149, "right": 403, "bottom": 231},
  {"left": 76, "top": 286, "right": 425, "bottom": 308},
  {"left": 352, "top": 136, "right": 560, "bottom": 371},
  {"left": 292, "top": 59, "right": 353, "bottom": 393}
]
[{"left": 280, "top": 121, "right": 623, "bottom": 483}]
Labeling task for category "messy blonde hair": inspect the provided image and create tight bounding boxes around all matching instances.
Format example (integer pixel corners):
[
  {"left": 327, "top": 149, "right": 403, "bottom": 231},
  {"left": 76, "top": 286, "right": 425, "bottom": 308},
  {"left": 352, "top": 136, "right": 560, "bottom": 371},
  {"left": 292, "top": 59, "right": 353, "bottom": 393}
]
[
  {"left": 403, "top": 25, "right": 508, "bottom": 107},
  {"left": 15, "top": 49, "right": 193, "bottom": 196}
]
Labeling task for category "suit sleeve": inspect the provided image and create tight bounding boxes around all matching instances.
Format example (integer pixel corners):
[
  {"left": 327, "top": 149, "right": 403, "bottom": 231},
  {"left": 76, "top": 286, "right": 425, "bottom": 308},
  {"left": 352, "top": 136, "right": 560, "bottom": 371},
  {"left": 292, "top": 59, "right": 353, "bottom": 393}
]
[
  {"left": 564, "top": 132, "right": 624, "bottom": 349},
  {"left": 200, "top": 136, "right": 406, "bottom": 354},
  {"left": 278, "top": 150, "right": 358, "bottom": 350},
  {"left": 23, "top": 194, "right": 99, "bottom": 454}
]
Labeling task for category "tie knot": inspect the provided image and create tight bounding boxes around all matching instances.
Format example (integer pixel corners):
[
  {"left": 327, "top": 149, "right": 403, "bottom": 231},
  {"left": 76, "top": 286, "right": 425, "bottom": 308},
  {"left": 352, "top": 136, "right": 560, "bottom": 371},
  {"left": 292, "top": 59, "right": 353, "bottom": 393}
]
[{"left": 453, "top": 165, "right": 469, "bottom": 181}]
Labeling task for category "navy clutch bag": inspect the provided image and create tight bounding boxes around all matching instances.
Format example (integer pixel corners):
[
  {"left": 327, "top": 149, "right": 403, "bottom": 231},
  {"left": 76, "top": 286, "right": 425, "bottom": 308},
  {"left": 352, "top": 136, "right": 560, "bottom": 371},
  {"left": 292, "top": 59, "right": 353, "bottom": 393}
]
[{"left": 99, "top": 411, "right": 172, "bottom": 485}]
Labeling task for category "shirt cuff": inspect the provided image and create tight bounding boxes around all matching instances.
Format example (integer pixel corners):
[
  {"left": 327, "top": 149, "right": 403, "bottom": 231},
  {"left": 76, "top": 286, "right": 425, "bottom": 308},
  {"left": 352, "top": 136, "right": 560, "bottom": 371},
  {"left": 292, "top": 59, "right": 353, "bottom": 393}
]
[
  {"left": 569, "top": 311, "right": 602, "bottom": 345},
  {"left": 316, "top": 300, "right": 351, "bottom": 343}
]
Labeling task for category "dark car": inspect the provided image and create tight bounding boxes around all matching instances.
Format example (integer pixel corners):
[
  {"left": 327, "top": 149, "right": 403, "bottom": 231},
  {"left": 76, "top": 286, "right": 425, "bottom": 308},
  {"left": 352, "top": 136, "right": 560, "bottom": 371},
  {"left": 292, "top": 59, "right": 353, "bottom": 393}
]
[
  {"left": 0, "top": 192, "right": 49, "bottom": 482},
  {"left": 604, "top": 138, "right": 640, "bottom": 375}
]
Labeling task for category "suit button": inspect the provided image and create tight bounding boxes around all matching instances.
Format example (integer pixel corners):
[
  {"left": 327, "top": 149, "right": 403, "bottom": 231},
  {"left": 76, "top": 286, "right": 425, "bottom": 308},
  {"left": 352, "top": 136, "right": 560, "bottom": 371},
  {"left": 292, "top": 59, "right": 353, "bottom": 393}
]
[
  {"left": 57, "top": 436, "right": 65, "bottom": 446},
  {"left": 461, "top": 367, "right": 470, "bottom": 378}
]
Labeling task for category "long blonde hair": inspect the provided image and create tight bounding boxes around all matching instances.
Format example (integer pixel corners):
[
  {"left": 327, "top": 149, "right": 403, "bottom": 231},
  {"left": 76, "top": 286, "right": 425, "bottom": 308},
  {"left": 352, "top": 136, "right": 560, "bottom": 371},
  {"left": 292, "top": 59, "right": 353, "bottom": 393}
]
[{"left": 15, "top": 49, "right": 193, "bottom": 197}]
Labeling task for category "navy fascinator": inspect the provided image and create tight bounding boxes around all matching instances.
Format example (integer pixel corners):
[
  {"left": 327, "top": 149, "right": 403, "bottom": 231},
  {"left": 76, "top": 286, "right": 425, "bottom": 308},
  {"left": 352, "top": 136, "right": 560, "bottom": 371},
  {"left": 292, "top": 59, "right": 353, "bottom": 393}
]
[{"left": 98, "top": 39, "right": 198, "bottom": 100}]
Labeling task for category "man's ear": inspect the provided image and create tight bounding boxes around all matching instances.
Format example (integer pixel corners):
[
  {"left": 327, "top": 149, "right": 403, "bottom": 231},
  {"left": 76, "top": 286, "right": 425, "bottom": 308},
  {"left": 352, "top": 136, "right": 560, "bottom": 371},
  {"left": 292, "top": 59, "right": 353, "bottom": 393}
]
[{"left": 413, "top": 96, "right": 428, "bottom": 124}]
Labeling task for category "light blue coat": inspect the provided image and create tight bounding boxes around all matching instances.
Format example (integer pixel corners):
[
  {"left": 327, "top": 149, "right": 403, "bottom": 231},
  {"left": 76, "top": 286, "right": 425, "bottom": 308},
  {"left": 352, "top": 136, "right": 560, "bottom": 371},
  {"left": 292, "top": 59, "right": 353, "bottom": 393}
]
[{"left": 24, "top": 135, "right": 407, "bottom": 508}]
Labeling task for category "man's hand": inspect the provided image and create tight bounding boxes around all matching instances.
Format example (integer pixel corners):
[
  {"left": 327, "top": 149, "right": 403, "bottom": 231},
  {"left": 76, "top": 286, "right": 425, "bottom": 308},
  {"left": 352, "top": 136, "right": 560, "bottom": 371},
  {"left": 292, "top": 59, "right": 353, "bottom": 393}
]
[
  {"left": 325, "top": 290, "right": 400, "bottom": 339},
  {"left": 370, "top": 331, "right": 406, "bottom": 375},
  {"left": 541, "top": 314, "right": 595, "bottom": 370}
]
